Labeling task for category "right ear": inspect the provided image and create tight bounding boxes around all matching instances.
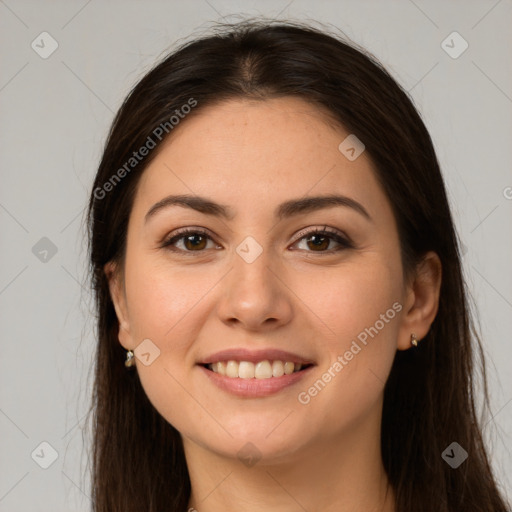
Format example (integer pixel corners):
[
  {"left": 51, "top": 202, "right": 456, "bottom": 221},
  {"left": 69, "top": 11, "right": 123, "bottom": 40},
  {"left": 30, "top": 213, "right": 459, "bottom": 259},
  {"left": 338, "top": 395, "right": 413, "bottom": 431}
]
[{"left": 104, "top": 261, "right": 133, "bottom": 350}]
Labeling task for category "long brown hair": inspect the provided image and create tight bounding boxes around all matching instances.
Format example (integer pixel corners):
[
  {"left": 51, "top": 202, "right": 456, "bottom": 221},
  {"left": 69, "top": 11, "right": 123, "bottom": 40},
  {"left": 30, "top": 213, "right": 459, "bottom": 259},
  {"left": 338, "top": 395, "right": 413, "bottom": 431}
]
[{"left": 86, "top": 18, "right": 510, "bottom": 512}]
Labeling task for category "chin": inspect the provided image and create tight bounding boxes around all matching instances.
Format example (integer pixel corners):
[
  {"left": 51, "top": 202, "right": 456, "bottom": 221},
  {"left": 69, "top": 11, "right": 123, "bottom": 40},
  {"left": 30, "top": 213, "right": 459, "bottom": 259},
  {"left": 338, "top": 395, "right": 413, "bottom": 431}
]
[{"left": 191, "top": 421, "right": 310, "bottom": 465}]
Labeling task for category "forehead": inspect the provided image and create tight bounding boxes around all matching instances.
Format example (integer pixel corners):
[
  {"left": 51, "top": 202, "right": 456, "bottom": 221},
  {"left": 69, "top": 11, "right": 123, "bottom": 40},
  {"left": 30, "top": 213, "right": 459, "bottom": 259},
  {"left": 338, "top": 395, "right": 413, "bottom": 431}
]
[{"left": 133, "top": 97, "right": 390, "bottom": 223}]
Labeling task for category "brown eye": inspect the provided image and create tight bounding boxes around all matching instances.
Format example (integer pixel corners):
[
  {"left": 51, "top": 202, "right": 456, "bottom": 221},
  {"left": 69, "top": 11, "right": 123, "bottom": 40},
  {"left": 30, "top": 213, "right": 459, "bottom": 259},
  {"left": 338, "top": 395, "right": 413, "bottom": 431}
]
[
  {"left": 162, "top": 229, "right": 218, "bottom": 253},
  {"left": 293, "top": 228, "right": 353, "bottom": 253},
  {"left": 306, "top": 234, "right": 331, "bottom": 251},
  {"left": 182, "top": 233, "right": 207, "bottom": 251}
]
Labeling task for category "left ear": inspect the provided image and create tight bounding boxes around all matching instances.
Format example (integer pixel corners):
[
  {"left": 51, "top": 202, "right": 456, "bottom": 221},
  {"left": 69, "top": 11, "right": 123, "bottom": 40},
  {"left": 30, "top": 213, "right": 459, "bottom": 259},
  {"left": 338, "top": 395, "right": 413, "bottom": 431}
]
[{"left": 397, "top": 251, "right": 442, "bottom": 350}]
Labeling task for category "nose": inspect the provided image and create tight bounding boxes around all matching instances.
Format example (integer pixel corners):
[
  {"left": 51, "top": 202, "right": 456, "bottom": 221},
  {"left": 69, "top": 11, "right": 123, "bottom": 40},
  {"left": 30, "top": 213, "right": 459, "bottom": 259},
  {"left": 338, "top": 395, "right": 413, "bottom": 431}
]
[{"left": 216, "top": 246, "right": 294, "bottom": 332}]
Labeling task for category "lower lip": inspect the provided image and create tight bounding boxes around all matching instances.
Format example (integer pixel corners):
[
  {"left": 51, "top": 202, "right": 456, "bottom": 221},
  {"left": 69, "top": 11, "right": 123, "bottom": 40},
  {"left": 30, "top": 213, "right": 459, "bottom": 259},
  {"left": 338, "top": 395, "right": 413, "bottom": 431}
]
[{"left": 198, "top": 364, "right": 314, "bottom": 397}]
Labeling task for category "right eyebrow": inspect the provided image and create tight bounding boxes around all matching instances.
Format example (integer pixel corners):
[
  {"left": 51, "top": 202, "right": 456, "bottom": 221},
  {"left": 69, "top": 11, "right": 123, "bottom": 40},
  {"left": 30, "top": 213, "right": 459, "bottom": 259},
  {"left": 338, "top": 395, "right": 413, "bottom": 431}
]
[{"left": 145, "top": 194, "right": 236, "bottom": 223}]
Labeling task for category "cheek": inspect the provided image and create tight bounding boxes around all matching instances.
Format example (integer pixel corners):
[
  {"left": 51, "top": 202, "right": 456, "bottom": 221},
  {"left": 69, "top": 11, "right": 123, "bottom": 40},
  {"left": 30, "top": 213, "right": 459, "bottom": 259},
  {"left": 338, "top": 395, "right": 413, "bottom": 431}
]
[
  {"left": 296, "top": 257, "right": 402, "bottom": 347},
  {"left": 122, "top": 259, "right": 215, "bottom": 435},
  {"left": 292, "top": 259, "right": 401, "bottom": 424},
  {"left": 124, "top": 256, "right": 215, "bottom": 346}
]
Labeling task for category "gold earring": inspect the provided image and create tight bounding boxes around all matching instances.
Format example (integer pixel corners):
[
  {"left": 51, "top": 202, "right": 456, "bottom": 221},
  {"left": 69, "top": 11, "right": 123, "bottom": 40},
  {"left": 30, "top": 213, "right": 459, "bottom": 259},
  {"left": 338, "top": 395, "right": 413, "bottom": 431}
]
[
  {"left": 125, "top": 350, "right": 135, "bottom": 367},
  {"left": 411, "top": 333, "right": 419, "bottom": 347}
]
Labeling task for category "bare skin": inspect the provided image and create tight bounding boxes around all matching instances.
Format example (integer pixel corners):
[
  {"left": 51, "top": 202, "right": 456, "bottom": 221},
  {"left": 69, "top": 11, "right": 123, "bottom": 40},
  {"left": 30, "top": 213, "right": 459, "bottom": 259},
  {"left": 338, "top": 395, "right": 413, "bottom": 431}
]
[{"left": 106, "top": 97, "right": 442, "bottom": 512}]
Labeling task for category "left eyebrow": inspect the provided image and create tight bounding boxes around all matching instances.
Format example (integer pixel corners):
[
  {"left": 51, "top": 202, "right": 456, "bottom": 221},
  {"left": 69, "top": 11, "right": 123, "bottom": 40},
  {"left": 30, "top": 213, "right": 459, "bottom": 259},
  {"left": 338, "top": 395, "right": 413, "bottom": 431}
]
[
  {"left": 144, "top": 193, "right": 372, "bottom": 223},
  {"left": 276, "top": 194, "right": 372, "bottom": 222}
]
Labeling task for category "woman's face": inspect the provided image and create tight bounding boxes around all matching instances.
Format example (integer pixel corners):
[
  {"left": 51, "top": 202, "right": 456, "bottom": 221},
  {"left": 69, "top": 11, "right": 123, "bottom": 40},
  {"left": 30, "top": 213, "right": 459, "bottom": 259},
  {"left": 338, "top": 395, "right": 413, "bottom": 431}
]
[{"left": 109, "top": 97, "right": 416, "bottom": 463}]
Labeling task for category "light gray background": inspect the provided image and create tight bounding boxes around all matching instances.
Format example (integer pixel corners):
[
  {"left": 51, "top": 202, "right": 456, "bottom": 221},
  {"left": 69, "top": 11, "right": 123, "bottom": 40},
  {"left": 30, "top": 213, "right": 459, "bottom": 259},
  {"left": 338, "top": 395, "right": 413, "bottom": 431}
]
[{"left": 1, "top": 1, "right": 511, "bottom": 510}]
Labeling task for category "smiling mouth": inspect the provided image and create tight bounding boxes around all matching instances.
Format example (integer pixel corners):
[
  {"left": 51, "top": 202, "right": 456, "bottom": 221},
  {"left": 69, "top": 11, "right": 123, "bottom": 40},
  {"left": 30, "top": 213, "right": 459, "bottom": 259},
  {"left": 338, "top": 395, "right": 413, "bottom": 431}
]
[{"left": 200, "top": 360, "right": 314, "bottom": 379}]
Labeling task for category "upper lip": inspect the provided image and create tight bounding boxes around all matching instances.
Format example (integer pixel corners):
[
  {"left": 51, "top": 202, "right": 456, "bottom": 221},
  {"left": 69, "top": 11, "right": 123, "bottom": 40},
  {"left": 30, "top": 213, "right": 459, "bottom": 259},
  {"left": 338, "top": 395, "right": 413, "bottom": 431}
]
[{"left": 198, "top": 348, "right": 316, "bottom": 365}]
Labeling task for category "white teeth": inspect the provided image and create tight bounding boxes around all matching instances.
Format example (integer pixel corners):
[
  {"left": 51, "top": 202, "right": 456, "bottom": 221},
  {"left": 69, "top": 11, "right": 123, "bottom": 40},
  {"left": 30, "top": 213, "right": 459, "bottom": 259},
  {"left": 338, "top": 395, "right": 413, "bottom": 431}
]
[
  {"left": 238, "top": 361, "right": 255, "bottom": 379},
  {"left": 208, "top": 359, "right": 306, "bottom": 379},
  {"left": 272, "top": 360, "right": 285, "bottom": 377},
  {"left": 284, "top": 361, "right": 295, "bottom": 375},
  {"left": 226, "top": 360, "right": 239, "bottom": 378},
  {"left": 217, "top": 361, "right": 226, "bottom": 376},
  {"left": 255, "top": 360, "right": 272, "bottom": 379}
]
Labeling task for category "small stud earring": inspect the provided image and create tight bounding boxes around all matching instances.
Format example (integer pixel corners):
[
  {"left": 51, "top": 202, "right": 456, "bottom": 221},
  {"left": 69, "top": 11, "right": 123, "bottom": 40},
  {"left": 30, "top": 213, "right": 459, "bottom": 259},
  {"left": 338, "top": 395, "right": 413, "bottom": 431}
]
[
  {"left": 411, "top": 333, "right": 419, "bottom": 347},
  {"left": 125, "top": 350, "right": 135, "bottom": 367}
]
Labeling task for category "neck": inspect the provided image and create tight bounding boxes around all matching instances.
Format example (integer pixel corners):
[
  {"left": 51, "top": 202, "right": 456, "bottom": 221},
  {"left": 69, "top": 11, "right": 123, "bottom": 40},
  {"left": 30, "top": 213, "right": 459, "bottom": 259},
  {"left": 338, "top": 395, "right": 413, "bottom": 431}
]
[{"left": 183, "top": 405, "right": 395, "bottom": 512}]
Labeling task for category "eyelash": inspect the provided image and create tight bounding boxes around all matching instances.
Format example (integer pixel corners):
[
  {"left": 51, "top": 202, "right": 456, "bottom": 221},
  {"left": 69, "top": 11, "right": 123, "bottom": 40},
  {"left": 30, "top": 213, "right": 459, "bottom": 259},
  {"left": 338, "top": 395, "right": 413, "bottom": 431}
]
[{"left": 160, "top": 226, "right": 354, "bottom": 255}]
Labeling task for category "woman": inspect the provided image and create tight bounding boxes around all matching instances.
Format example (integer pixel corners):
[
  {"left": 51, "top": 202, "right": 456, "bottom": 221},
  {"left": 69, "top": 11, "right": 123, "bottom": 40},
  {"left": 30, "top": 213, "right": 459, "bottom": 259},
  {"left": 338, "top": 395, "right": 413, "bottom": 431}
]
[{"left": 86, "top": 19, "right": 510, "bottom": 512}]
